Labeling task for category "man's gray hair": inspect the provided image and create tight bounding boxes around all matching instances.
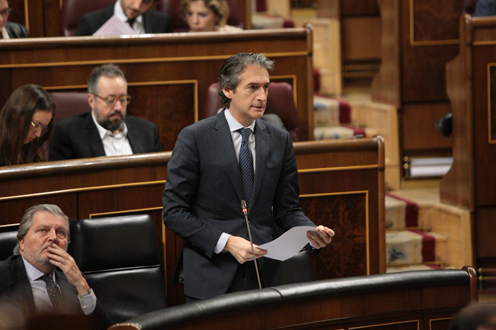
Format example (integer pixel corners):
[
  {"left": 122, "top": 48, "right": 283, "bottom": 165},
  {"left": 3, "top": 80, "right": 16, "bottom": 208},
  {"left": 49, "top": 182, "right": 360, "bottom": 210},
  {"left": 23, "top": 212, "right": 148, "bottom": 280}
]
[
  {"left": 218, "top": 53, "right": 274, "bottom": 109},
  {"left": 87, "top": 63, "right": 127, "bottom": 94},
  {"left": 13, "top": 204, "right": 69, "bottom": 255}
]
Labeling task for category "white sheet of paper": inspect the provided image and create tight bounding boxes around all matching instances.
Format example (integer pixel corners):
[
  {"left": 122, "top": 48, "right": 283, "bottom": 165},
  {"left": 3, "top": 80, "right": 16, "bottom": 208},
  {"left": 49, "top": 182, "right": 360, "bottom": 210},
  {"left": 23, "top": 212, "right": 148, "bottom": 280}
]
[
  {"left": 93, "top": 16, "right": 138, "bottom": 36},
  {"left": 258, "top": 226, "right": 316, "bottom": 261}
]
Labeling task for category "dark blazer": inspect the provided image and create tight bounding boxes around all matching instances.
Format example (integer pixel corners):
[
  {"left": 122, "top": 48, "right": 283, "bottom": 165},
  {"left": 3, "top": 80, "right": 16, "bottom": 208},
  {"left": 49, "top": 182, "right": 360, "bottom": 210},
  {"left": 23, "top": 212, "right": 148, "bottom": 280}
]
[
  {"left": 474, "top": 0, "right": 496, "bottom": 16},
  {"left": 75, "top": 4, "right": 173, "bottom": 36},
  {"left": 5, "top": 22, "right": 29, "bottom": 38},
  {"left": 48, "top": 112, "right": 162, "bottom": 161},
  {"left": 0, "top": 255, "right": 109, "bottom": 328},
  {"left": 162, "top": 110, "right": 315, "bottom": 300}
]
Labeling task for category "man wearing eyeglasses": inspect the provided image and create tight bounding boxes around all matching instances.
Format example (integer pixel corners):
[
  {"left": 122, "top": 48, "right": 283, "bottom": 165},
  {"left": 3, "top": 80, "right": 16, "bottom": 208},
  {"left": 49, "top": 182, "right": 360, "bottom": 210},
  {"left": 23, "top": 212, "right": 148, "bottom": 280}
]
[
  {"left": 76, "top": 0, "right": 172, "bottom": 36},
  {"left": 0, "top": 0, "right": 29, "bottom": 39},
  {"left": 49, "top": 64, "right": 162, "bottom": 161}
]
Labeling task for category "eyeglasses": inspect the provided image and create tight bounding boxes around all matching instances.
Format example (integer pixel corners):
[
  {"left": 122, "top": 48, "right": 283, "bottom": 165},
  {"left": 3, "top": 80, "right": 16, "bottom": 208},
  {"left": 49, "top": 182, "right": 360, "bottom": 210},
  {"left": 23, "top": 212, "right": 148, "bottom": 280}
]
[
  {"left": 30, "top": 121, "right": 49, "bottom": 135},
  {"left": 92, "top": 93, "right": 131, "bottom": 107},
  {"left": 0, "top": 8, "right": 12, "bottom": 19}
]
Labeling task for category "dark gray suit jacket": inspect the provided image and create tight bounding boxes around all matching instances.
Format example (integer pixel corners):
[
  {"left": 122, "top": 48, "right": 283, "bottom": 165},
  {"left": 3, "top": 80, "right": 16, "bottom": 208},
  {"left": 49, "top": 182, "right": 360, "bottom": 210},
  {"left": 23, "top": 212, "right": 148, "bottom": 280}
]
[
  {"left": 162, "top": 110, "right": 315, "bottom": 300},
  {"left": 75, "top": 4, "right": 173, "bottom": 36},
  {"left": 5, "top": 22, "right": 29, "bottom": 38},
  {"left": 0, "top": 255, "right": 109, "bottom": 328},
  {"left": 48, "top": 112, "right": 162, "bottom": 161}
]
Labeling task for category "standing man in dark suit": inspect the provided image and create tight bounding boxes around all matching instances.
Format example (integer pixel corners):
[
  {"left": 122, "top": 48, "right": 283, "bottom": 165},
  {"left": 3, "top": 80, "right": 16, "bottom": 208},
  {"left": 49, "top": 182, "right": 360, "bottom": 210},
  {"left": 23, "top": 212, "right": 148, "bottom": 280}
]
[
  {"left": 76, "top": 0, "right": 173, "bottom": 36},
  {"left": 49, "top": 64, "right": 162, "bottom": 161},
  {"left": 0, "top": 204, "right": 109, "bottom": 328},
  {"left": 162, "top": 53, "right": 335, "bottom": 301},
  {"left": 0, "top": 0, "right": 29, "bottom": 39}
]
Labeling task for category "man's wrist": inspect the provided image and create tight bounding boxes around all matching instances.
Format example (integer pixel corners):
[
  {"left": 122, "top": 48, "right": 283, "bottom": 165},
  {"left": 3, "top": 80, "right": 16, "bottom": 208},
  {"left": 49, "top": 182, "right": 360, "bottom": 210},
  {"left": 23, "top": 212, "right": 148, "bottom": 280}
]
[{"left": 78, "top": 287, "right": 92, "bottom": 298}]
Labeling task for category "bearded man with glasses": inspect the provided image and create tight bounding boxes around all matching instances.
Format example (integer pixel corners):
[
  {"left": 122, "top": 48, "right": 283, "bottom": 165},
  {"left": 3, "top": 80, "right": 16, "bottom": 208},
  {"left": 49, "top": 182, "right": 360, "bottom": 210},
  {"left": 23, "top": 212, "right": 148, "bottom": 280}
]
[
  {"left": 0, "top": 0, "right": 29, "bottom": 39},
  {"left": 49, "top": 64, "right": 162, "bottom": 161}
]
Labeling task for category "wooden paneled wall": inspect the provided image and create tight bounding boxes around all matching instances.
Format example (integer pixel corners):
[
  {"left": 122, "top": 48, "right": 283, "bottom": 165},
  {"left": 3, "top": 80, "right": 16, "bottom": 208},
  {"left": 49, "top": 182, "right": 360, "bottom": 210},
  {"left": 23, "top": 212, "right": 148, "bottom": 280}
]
[
  {"left": 0, "top": 137, "right": 385, "bottom": 306},
  {"left": 371, "top": 0, "right": 461, "bottom": 159},
  {"left": 8, "top": 0, "right": 250, "bottom": 37},
  {"left": 316, "top": 0, "right": 381, "bottom": 87},
  {"left": 0, "top": 29, "right": 315, "bottom": 148},
  {"left": 440, "top": 15, "right": 496, "bottom": 269}
]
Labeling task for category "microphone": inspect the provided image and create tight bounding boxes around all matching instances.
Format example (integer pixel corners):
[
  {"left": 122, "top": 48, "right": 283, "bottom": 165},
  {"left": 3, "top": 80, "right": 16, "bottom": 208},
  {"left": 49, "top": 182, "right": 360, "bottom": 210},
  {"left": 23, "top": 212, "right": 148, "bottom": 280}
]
[{"left": 241, "top": 200, "right": 262, "bottom": 290}]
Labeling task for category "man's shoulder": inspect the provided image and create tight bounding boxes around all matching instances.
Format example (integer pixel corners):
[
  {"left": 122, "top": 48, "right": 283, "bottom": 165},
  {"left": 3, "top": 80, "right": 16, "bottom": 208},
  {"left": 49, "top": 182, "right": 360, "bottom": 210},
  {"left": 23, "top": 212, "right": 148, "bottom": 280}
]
[
  {"left": 80, "top": 4, "right": 113, "bottom": 20},
  {"left": 144, "top": 8, "right": 171, "bottom": 20},
  {"left": 55, "top": 112, "right": 91, "bottom": 127},
  {"left": 125, "top": 115, "right": 158, "bottom": 128},
  {"left": 5, "top": 22, "right": 29, "bottom": 38}
]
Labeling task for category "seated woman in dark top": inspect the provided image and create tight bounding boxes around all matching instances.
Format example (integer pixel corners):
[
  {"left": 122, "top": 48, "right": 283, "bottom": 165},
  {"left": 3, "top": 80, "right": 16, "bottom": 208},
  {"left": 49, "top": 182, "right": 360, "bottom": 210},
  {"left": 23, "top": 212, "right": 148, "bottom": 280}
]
[
  {"left": 0, "top": 0, "right": 29, "bottom": 39},
  {"left": 0, "top": 85, "right": 55, "bottom": 166}
]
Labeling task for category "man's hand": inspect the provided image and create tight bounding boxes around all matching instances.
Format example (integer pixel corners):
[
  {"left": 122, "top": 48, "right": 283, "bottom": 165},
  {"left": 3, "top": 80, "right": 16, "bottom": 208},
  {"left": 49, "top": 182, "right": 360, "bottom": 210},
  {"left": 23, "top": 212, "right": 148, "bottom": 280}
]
[
  {"left": 224, "top": 236, "right": 268, "bottom": 264},
  {"left": 47, "top": 244, "right": 90, "bottom": 295},
  {"left": 307, "top": 225, "right": 335, "bottom": 249}
]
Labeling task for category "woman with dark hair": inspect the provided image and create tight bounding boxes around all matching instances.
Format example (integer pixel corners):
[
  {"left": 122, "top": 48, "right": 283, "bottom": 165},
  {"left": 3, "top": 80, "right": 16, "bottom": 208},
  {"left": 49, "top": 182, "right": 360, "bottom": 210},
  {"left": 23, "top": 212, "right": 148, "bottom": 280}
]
[{"left": 0, "top": 84, "right": 55, "bottom": 166}]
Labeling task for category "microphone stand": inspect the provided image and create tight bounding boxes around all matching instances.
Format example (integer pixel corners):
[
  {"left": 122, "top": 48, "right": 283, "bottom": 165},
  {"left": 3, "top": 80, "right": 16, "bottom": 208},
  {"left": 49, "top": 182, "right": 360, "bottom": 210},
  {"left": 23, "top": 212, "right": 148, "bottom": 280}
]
[{"left": 241, "top": 200, "right": 262, "bottom": 290}]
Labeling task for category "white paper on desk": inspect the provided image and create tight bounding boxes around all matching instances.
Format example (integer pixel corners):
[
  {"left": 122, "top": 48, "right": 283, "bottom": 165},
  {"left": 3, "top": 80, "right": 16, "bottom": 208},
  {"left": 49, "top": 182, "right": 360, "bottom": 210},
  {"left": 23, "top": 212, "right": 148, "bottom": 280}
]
[
  {"left": 258, "top": 226, "right": 316, "bottom": 261},
  {"left": 93, "top": 16, "right": 138, "bottom": 36}
]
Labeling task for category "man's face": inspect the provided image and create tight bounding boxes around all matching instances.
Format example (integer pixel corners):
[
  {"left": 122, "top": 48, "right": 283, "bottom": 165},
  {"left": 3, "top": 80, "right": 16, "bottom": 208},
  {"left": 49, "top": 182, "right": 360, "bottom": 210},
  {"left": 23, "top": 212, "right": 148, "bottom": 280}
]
[
  {"left": 19, "top": 211, "right": 68, "bottom": 271},
  {"left": 88, "top": 75, "right": 128, "bottom": 133},
  {"left": 222, "top": 64, "right": 270, "bottom": 127},
  {"left": 0, "top": 0, "right": 9, "bottom": 31},
  {"left": 119, "top": 0, "right": 155, "bottom": 20}
]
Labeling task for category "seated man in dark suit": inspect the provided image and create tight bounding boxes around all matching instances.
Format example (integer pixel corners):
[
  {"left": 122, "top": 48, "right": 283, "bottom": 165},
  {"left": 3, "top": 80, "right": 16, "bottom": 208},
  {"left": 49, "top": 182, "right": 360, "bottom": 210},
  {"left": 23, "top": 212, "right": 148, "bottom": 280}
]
[
  {"left": 49, "top": 63, "right": 162, "bottom": 161},
  {"left": 0, "top": 204, "right": 110, "bottom": 329},
  {"left": 0, "top": 0, "right": 29, "bottom": 39},
  {"left": 76, "top": 0, "right": 173, "bottom": 36}
]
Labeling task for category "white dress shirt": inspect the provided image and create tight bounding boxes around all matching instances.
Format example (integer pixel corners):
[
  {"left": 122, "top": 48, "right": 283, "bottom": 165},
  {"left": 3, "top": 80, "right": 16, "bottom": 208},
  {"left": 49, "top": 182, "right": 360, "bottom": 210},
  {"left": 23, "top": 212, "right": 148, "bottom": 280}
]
[
  {"left": 113, "top": 0, "right": 145, "bottom": 34},
  {"left": 91, "top": 112, "right": 133, "bottom": 156}
]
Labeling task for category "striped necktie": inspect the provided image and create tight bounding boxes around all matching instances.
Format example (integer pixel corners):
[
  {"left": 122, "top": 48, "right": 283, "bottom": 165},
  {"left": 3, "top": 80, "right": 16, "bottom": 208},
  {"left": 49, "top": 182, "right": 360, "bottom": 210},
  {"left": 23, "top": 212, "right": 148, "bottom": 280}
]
[{"left": 238, "top": 128, "right": 254, "bottom": 207}]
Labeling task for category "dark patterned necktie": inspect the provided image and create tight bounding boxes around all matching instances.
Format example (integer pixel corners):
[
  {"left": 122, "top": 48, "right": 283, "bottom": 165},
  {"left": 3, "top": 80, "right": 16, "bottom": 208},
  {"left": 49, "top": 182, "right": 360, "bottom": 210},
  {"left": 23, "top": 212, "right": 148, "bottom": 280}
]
[
  {"left": 239, "top": 128, "right": 254, "bottom": 207},
  {"left": 127, "top": 18, "right": 135, "bottom": 29},
  {"left": 41, "top": 274, "right": 63, "bottom": 310}
]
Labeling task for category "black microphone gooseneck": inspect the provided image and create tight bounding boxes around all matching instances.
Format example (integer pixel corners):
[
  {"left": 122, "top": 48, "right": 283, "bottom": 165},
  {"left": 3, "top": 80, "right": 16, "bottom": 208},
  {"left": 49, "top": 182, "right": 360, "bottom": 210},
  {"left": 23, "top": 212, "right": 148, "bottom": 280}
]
[{"left": 241, "top": 200, "right": 262, "bottom": 290}]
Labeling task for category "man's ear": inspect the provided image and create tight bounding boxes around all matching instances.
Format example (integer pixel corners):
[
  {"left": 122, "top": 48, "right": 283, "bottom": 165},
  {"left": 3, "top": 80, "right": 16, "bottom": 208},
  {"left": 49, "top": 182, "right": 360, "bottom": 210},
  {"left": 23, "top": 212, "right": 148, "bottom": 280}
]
[
  {"left": 222, "top": 87, "right": 233, "bottom": 100},
  {"left": 87, "top": 93, "right": 95, "bottom": 109}
]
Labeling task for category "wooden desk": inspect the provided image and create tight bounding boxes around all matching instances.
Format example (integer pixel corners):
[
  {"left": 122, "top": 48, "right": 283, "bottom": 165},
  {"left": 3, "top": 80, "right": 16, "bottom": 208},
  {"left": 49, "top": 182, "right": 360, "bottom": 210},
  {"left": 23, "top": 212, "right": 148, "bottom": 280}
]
[
  {"left": 0, "top": 137, "right": 384, "bottom": 306},
  {"left": 371, "top": 0, "right": 460, "bottom": 159},
  {"left": 440, "top": 14, "right": 496, "bottom": 269},
  {"left": 0, "top": 28, "right": 314, "bottom": 149}
]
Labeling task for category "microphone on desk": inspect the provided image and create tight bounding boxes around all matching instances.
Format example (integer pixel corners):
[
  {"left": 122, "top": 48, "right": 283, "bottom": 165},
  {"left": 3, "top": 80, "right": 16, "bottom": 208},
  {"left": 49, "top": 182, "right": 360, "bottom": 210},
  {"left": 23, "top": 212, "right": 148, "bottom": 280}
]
[{"left": 241, "top": 200, "right": 262, "bottom": 290}]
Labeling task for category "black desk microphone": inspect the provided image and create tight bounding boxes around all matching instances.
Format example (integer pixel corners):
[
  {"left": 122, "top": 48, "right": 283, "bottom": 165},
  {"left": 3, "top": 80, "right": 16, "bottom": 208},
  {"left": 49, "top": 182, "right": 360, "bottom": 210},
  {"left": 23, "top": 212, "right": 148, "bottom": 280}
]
[{"left": 241, "top": 200, "right": 262, "bottom": 290}]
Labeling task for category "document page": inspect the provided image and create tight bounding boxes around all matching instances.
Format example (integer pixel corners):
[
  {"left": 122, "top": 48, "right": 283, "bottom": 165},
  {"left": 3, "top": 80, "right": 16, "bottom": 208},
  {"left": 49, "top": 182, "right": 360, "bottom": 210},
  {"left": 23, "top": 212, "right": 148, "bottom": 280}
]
[
  {"left": 259, "top": 226, "right": 316, "bottom": 261},
  {"left": 94, "top": 16, "right": 138, "bottom": 36}
]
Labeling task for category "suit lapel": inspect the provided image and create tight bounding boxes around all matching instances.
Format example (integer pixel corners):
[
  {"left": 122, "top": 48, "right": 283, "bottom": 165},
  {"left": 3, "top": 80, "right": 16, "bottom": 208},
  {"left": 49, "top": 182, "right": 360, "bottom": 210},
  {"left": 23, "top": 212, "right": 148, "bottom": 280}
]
[
  {"left": 10, "top": 256, "right": 36, "bottom": 316},
  {"left": 126, "top": 119, "right": 144, "bottom": 154},
  {"left": 85, "top": 114, "right": 106, "bottom": 157},
  {"left": 252, "top": 120, "right": 269, "bottom": 209},
  {"left": 211, "top": 112, "right": 245, "bottom": 202}
]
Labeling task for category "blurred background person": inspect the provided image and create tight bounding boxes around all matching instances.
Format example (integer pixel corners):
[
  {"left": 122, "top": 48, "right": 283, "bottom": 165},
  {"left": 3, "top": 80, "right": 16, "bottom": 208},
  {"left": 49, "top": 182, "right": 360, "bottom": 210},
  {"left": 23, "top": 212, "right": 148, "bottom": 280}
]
[
  {"left": 449, "top": 302, "right": 496, "bottom": 330},
  {"left": 0, "top": 85, "right": 55, "bottom": 166},
  {"left": 180, "top": 0, "right": 241, "bottom": 32},
  {"left": 0, "top": 0, "right": 29, "bottom": 39}
]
